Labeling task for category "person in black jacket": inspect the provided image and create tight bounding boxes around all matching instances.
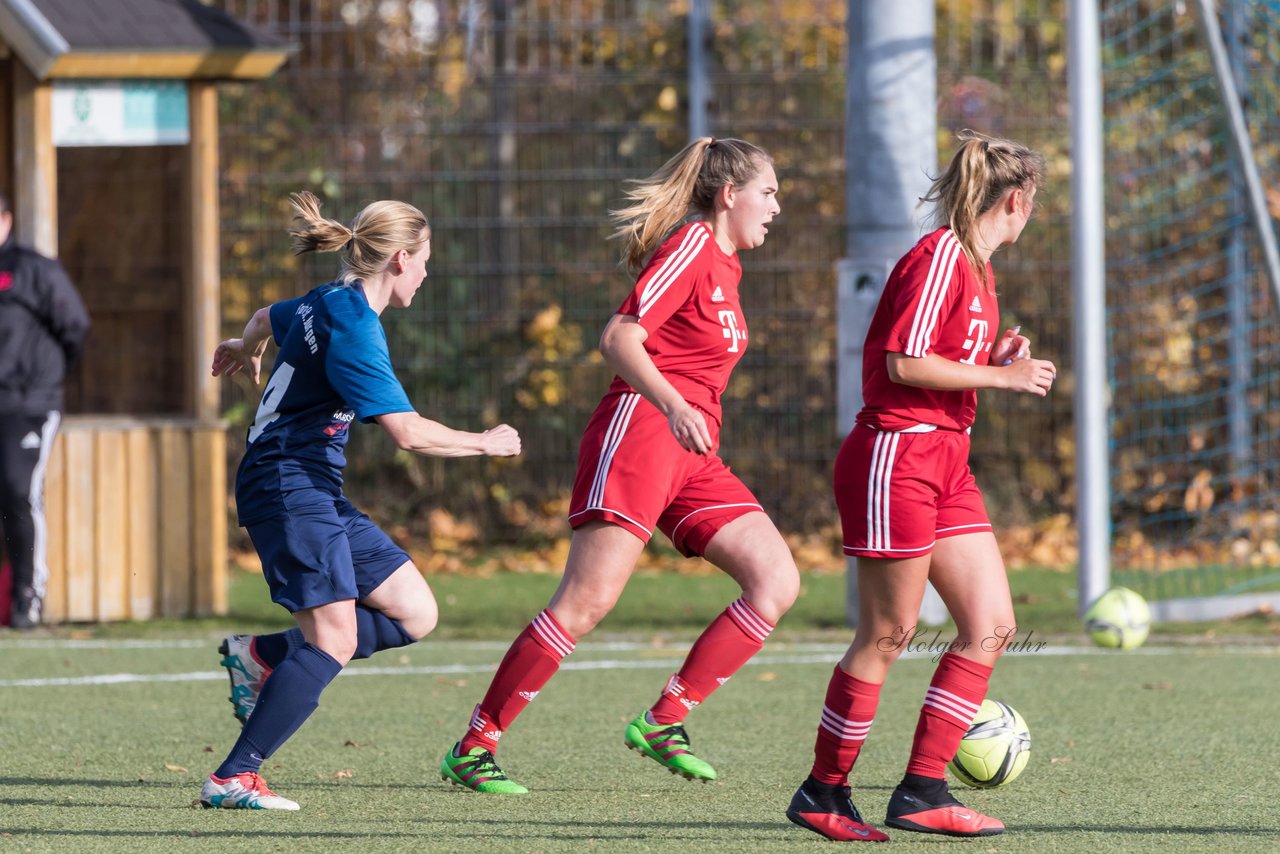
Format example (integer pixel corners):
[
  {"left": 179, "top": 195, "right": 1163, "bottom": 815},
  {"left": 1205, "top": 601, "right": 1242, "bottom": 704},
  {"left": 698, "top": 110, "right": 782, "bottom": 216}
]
[{"left": 0, "top": 191, "right": 89, "bottom": 629}]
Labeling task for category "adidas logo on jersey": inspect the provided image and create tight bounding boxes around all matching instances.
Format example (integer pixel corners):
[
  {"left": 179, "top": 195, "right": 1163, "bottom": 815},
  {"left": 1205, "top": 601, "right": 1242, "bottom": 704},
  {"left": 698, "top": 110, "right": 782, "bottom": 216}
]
[
  {"left": 710, "top": 285, "right": 726, "bottom": 303},
  {"left": 484, "top": 730, "right": 504, "bottom": 741},
  {"left": 715, "top": 677, "right": 731, "bottom": 686},
  {"left": 969, "top": 296, "right": 983, "bottom": 313},
  {"left": 518, "top": 691, "right": 539, "bottom": 702}
]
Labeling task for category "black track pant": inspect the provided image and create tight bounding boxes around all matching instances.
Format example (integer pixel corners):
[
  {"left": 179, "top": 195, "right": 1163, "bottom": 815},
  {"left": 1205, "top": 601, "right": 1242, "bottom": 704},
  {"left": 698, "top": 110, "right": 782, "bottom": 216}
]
[{"left": 0, "top": 411, "right": 60, "bottom": 622}]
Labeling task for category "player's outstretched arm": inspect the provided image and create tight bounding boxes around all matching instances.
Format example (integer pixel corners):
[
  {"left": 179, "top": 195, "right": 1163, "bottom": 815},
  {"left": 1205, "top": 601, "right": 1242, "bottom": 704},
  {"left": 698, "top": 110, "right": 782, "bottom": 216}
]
[
  {"left": 211, "top": 306, "right": 273, "bottom": 384},
  {"left": 376, "top": 412, "right": 521, "bottom": 458}
]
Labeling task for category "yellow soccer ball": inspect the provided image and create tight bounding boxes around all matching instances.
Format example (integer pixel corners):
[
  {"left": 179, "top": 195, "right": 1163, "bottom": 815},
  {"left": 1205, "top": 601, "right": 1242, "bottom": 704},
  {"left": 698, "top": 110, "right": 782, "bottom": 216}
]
[
  {"left": 948, "top": 698, "right": 1031, "bottom": 789},
  {"left": 1083, "top": 586, "right": 1151, "bottom": 650}
]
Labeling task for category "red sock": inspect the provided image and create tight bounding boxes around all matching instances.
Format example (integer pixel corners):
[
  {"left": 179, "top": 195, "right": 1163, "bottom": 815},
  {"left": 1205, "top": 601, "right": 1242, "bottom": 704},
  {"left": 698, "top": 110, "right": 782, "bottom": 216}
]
[
  {"left": 460, "top": 610, "right": 576, "bottom": 754},
  {"left": 810, "top": 665, "right": 881, "bottom": 785},
  {"left": 905, "top": 651, "right": 993, "bottom": 779},
  {"left": 649, "top": 598, "right": 774, "bottom": 725}
]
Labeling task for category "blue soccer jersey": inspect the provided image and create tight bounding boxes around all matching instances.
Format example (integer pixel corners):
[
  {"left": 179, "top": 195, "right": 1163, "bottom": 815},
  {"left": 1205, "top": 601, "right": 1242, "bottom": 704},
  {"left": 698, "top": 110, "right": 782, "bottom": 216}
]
[{"left": 235, "top": 282, "right": 413, "bottom": 525}]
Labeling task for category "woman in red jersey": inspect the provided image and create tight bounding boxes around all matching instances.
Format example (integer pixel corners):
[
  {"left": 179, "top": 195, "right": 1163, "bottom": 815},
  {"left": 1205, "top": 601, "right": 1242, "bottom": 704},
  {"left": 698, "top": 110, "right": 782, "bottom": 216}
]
[
  {"left": 441, "top": 137, "right": 799, "bottom": 793},
  {"left": 785, "top": 131, "right": 1054, "bottom": 842}
]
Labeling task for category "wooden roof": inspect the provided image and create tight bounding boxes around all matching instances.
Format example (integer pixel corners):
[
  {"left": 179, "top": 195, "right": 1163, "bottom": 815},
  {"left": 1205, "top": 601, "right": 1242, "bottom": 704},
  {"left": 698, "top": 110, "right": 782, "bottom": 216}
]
[{"left": 0, "top": 0, "right": 293, "bottom": 80}]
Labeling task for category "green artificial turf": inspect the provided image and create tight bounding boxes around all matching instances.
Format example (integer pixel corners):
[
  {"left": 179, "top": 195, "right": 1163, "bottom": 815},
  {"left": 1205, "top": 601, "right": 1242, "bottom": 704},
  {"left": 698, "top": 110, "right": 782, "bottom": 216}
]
[{"left": 3, "top": 622, "right": 1278, "bottom": 852}]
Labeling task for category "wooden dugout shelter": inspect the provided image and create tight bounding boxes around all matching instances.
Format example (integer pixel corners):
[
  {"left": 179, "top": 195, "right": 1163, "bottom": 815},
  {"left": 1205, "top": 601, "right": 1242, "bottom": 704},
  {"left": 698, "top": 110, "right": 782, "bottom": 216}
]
[{"left": 0, "top": 0, "right": 290, "bottom": 622}]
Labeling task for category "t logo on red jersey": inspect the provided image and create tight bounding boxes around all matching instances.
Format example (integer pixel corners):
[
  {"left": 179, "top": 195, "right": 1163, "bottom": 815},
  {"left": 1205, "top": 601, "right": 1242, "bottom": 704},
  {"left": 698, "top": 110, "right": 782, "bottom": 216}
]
[
  {"left": 719, "top": 309, "right": 746, "bottom": 353},
  {"left": 960, "top": 318, "right": 990, "bottom": 364}
]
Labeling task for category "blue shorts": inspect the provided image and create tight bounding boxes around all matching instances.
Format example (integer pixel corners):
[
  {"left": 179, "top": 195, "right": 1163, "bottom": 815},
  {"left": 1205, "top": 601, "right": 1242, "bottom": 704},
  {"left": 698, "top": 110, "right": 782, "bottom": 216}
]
[{"left": 245, "top": 490, "right": 411, "bottom": 613}]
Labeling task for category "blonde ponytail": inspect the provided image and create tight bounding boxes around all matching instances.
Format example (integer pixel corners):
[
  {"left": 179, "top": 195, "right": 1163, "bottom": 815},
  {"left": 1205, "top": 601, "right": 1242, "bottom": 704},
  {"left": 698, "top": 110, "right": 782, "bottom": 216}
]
[
  {"left": 610, "top": 137, "right": 772, "bottom": 273},
  {"left": 288, "top": 191, "right": 430, "bottom": 285},
  {"left": 922, "top": 130, "right": 1046, "bottom": 288}
]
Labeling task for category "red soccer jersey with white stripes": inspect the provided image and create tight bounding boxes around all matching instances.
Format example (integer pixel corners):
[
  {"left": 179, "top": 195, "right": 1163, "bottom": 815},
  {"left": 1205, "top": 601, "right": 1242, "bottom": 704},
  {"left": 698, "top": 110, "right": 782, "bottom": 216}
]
[
  {"left": 608, "top": 221, "right": 747, "bottom": 424},
  {"left": 856, "top": 228, "right": 999, "bottom": 432}
]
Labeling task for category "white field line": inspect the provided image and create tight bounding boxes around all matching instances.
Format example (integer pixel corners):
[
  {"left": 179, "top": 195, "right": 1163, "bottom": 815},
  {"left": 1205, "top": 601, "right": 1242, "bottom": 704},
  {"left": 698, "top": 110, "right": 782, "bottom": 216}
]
[{"left": 1, "top": 642, "right": 1276, "bottom": 689}]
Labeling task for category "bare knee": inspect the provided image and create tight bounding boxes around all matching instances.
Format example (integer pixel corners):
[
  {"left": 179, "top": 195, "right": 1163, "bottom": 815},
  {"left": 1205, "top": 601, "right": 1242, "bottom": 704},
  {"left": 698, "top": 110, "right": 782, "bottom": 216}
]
[
  {"left": 551, "top": 602, "right": 611, "bottom": 638},
  {"left": 741, "top": 563, "right": 800, "bottom": 625},
  {"left": 363, "top": 563, "right": 438, "bottom": 641},
  {"left": 314, "top": 631, "right": 358, "bottom": 666},
  {"left": 549, "top": 591, "right": 619, "bottom": 638},
  {"left": 298, "top": 605, "right": 359, "bottom": 665},
  {"left": 398, "top": 592, "right": 439, "bottom": 641}
]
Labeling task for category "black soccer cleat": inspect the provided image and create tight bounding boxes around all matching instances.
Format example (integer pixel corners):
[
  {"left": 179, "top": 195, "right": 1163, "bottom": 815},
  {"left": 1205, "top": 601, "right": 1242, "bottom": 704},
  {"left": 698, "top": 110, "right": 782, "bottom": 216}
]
[{"left": 786, "top": 775, "right": 889, "bottom": 842}]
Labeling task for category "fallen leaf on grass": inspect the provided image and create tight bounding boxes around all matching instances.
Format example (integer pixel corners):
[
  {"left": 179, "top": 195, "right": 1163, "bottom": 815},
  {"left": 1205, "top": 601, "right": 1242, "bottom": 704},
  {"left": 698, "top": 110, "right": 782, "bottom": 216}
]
[
  {"left": 435, "top": 676, "right": 468, "bottom": 688},
  {"left": 164, "top": 764, "right": 188, "bottom": 773},
  {"left": 1142, "top": 682, "right": 1174, "bottom": 690},
  {"left": 756, "top": 671, "right": 777, "bottom": 682},
  {"left": 1050, "top": 757, "right": 1073, "bottom": 764},
  {"left": 322, "top": 769, "right": 354, "bottom": 780}
]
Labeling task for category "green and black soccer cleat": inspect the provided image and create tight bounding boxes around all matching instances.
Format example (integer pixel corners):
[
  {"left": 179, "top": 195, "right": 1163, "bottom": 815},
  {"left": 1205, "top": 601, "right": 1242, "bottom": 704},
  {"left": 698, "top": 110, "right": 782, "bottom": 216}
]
[
  {"left": 440, "top": 743, "right": 529, "bottom": 794},
  {"left": 623, "top": 714, "right": 717, "bottom": 782}
]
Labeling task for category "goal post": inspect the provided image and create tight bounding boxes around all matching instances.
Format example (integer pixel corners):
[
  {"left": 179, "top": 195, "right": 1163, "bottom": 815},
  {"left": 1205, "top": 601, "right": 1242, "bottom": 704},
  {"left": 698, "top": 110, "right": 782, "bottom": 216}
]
[{"left": 1099, "top": 0, "right": 1280, "bottom": 622}]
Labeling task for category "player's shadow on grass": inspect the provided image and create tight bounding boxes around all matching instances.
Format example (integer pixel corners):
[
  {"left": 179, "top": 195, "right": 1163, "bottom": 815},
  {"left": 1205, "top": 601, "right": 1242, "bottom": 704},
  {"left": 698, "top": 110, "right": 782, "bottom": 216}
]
[
  {"left": 1016, "top": 824, "right": 1280, "bottom": 836},
  {"left": 453, "top": 817, "right": 812, "bottom": 834},
  {"left": 456, "top": 817, "right": 1280, "bottom": 839},
  {"left": 0, "top": 777, "right": 183, "bottom": 789},
  {"left": 3, "top": 829, "right": 438, "bottom": 840},
  {"left": 0, "top": 798, "right": 183, "bottom": 811},
  {"left": 446, "top": 782, "right": 901, "bottom": 795}
]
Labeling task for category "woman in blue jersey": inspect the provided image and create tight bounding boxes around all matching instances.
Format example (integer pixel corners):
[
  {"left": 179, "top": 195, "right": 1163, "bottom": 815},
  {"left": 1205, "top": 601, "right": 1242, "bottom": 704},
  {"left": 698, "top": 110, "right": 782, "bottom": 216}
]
[{"left": 199, "top": 191, "right": 521, "bottom": 811}]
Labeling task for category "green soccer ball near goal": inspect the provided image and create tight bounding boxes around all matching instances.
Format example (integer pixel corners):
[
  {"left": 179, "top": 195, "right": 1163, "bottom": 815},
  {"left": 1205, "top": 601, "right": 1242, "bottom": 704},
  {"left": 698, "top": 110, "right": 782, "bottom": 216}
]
[
  {"left": 947, "top": 698, "right": 1031, "bottom": 789},
  {"left": 1083, "top": 586, "right": 1151, "bottom": 650}
]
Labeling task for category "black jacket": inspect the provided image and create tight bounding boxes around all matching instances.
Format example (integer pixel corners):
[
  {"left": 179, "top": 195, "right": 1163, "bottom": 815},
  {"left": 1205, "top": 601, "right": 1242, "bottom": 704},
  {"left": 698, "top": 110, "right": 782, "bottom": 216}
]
[{"left": 0, "top": 233, "right": 90, "bottom": 415}]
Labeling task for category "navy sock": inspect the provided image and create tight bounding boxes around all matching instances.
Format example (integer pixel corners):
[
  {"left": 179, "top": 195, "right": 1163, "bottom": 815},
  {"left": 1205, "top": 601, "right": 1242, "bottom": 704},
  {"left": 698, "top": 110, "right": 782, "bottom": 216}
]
[
  {"left": 252, "top": 628, "right": 305, "bottom": 669},
  {"left": 215, "top": 643, "right": 342, "bottom": 778},
  {"left": 352, "top": 605, "right": 415, "bottom": 659}
]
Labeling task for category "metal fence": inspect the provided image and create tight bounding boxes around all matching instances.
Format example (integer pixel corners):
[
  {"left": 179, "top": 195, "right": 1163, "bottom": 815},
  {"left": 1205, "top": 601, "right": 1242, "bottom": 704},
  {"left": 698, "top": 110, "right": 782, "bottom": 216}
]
[{"left": 212, "top": 0, "right": 1073, "bottom": 546}]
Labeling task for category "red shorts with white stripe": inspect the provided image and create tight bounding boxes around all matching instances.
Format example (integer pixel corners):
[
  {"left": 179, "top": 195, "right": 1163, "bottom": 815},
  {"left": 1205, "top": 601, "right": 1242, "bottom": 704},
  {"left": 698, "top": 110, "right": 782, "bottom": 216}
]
[
  {"left": 569, "top": 391, "right": 762, "bottom": 557},
  {"left": 835, "top": 424, "right": 991, "bottom": 559}
]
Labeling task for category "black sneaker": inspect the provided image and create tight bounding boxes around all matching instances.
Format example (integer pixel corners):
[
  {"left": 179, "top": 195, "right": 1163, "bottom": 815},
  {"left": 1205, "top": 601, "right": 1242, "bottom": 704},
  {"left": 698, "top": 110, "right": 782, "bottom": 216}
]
[
  {"left": 786, "top": 775, "right": 889, "bottom": 842},
  {"left": 10, "top": 593, "right": 41, "bottom": 630}
]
